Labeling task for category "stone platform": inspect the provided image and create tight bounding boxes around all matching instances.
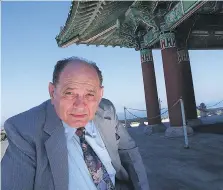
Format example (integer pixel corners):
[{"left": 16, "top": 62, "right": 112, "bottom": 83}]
[{"left": 128, "top": 127, "right": 223, "bottom": 190}]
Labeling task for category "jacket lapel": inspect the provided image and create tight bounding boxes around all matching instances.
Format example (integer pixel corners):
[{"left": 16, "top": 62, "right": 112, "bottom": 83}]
[
  {"left": 44, "top": 100, "right": 68, "bottom": 190},
  {"left": 94, "top": 108, "right": 121, "bottom": 173}
]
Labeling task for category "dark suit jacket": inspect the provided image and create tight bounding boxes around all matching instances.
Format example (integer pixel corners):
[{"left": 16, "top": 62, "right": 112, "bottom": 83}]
[{"left": 1, "top": 98, "right": 149, "bottom": 190}]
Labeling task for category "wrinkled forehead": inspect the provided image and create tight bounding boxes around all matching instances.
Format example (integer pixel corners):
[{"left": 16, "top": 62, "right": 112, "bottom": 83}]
[{"left": 59, "top": 62, "right": 100, "bottom": 86}]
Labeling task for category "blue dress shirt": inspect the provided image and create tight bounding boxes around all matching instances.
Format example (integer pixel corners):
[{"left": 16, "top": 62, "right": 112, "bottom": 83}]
[{"left": 63, "top": 121, "right": 116, "bottom": 190}]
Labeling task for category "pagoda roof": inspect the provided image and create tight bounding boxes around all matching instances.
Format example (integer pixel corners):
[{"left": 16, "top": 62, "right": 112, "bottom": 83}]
[
  {"left": 56, "top": 1, "right": 134, "bottom": 48},
  {"left": 56, "top": 1, "right": 223, "bottom": 50}
]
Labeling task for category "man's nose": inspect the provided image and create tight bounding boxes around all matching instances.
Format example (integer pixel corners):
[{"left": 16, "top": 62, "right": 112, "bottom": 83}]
[{"left": 73, "top": 96, "right": 86, "bottom": 107}]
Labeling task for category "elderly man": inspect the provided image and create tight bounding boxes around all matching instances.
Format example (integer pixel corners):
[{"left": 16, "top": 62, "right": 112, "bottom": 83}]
[{"left": 1, "top": 57, "right": 149, "bottom": 190}]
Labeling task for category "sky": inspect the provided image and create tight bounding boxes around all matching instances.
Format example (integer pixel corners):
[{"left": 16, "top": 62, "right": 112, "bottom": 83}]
[{"left": 1, "top": 1, "right": 223, "bottom": 125}]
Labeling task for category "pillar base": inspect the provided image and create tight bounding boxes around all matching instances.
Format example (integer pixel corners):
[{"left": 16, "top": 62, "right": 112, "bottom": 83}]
[
  {"left": 144, "top": 123, "right": 166, "bottom": 135},
  {"left": 165, "top": 126, "right": 193, "bottom": 138},
  {"left": 187, "top": 118, "right": 203, "bottom": 127}
]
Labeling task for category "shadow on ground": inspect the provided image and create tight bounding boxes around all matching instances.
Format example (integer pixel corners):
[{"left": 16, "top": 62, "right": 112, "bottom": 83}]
[
  {"left": 127, "top": 126, "right": 223, "bottom": 190},
  {"left": 193, "top": 122, "right": 223, "bottom": 134}
]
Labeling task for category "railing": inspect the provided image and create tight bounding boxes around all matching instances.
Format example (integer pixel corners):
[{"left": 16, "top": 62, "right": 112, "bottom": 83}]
[
  {"left": 123, "top": 99, "right": 223, "bottom": 148},
  {"left": 124, "top": 99, "right": 223, "bottom": 126},
  {"left": 123, "top": 98, "right": 180, "bottom": 127}
]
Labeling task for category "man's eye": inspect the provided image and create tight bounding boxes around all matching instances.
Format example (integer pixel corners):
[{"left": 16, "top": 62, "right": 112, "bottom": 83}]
[
  {"left": 65, "top": 92, "right": 73, "bottom": 95},
  {"left": 87, "top": 93, "right": 94, "bottom": 97}
]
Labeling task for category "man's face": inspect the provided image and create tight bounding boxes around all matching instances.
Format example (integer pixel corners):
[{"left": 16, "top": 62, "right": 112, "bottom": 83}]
[{"left": 48, "top": 62, "right": 103, "bottom": 128}]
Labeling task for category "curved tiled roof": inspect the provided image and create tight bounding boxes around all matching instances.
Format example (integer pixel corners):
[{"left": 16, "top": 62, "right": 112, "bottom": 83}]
[{"left": 56, "top": 1, "right": 223, "bottom": 50}]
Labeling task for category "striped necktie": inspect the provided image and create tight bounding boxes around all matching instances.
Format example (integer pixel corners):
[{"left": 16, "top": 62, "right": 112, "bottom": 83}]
[{"left": 75, "top": 128, "right": 115, "bottom": 190}]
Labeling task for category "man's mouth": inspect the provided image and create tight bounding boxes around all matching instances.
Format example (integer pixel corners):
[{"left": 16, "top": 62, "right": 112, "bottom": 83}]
[{"left": 70, "top": 114, "right": 87, "bottom": 118}]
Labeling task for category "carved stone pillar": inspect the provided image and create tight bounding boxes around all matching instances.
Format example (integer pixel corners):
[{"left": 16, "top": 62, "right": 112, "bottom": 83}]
[
  {"left": 177, "top": 49, "right": 197, "bottom": 120},
  {"left": 177, "top": 49, "right": 201, "bottom": 127},
  {"left": 160, "top": 32, "right": 183, "bottom": 127},
  {"left": 160, "top": 32, "right": 193, "bottom": 137},
  {"left": 140, "top": 48, "right": 161, "bottom": 125}
]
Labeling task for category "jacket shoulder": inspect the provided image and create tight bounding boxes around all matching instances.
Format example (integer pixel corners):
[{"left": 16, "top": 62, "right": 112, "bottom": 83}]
[
  {"left": 99, "top": 98, "right": 118, "bottom": 120},
  {"left": 4, "top": 100, "right": 49, "bottom": 141},
  {"left": 99, "top": 98, "right": 116, "bottom": 112}
]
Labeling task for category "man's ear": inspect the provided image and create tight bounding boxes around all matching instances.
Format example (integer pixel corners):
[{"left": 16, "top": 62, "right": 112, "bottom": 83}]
[
  {"left": 99, "top": 86, "right": 104, "bottom": 102},
  {"left": 48, "top": 82, "right": 55, "bottom": 100}
]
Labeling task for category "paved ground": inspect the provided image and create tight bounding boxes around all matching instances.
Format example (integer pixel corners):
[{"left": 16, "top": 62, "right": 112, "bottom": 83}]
[
  {"left": 1, "top": 125, "right": 223, "bottom": 190},
  {"left": 128, "top": 126, "right": 223, "bottom": 190}
]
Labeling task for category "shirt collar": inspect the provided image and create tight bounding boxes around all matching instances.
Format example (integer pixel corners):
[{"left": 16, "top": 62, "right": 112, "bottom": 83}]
[{"left": 62, "top": 120, "right": 96, "bottom": 140}]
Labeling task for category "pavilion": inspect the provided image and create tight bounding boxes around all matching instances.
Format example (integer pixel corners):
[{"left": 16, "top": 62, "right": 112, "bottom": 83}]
[{"left": 55, "top": 1, "right": 223, "bottom": 136}]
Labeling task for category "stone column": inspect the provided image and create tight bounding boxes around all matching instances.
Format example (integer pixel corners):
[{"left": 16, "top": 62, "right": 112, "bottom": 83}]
[
  {"left": 160, "top": 32, "right": 193, "bottom": 137},
  {"left": 140, "top": 48, "right": 161, "bottom": 126},
  {"left": 160, "top": 32, "right": 183, "bottom": 126},
  {"left": 177, "top": 49, "right": 201, "bottom": 126}
]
